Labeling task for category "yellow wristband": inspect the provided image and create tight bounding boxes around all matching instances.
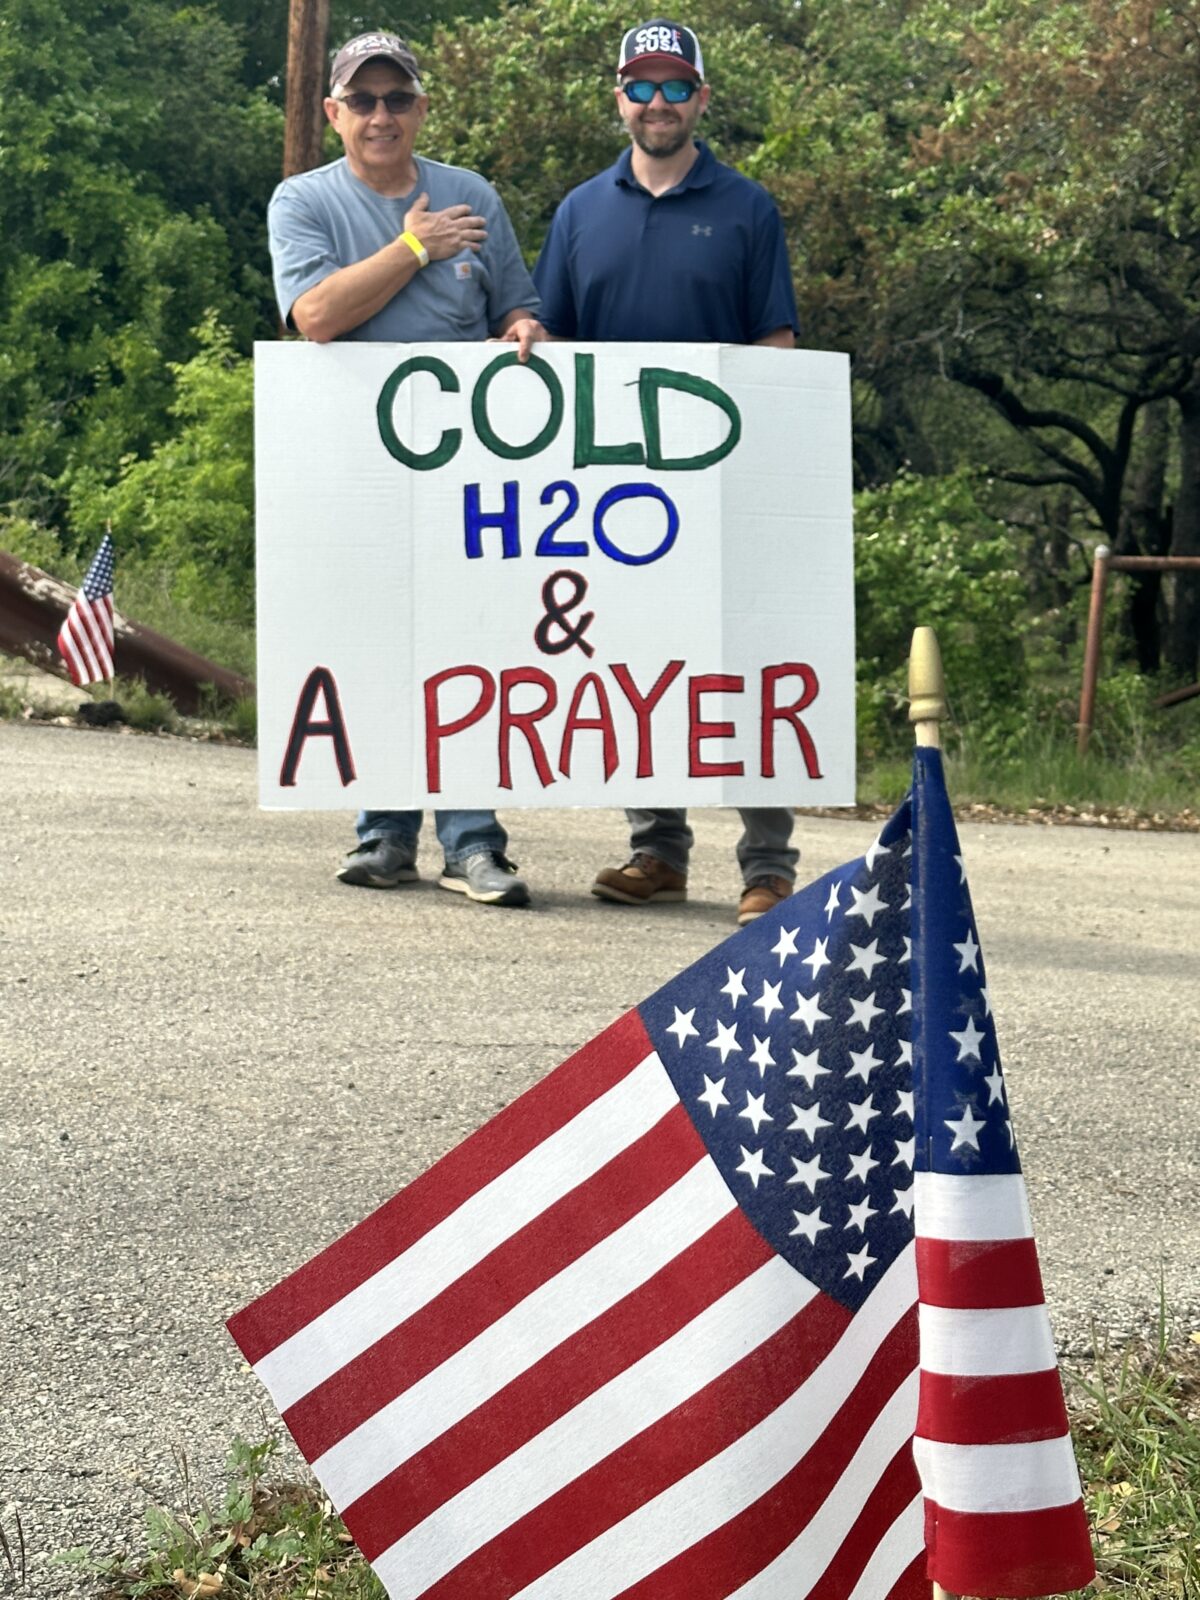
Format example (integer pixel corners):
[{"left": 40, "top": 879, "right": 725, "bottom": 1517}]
[{"left": 399, "top": 230, "right": 429, "bottom": 267}]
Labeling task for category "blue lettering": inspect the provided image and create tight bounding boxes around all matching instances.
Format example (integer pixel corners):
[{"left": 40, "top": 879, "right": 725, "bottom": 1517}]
[{"left": 464, "top": 481, "right": 521, "bottom": 559}]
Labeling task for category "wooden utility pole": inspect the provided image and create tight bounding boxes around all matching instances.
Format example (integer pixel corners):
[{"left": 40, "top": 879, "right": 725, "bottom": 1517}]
[{"left": 283, "top": 0, "right": 331, "bottom": 178}]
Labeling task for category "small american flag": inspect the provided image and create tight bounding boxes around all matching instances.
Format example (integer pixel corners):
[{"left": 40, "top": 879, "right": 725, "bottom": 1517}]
[
  {"left": 56, "top": 533, "right": 115, "bottom": 687},
  {"left": 228, "top": 747, "right": 1094, "bottom": 1599}
]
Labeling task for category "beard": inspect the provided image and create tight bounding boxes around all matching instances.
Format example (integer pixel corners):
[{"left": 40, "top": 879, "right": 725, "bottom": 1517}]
[{"left": 632, "top": 117, "right": 692, "bottom": 159}]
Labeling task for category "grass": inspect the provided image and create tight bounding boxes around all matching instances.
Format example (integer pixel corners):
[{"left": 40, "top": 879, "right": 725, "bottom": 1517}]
[
  {"left": 1063, "top": 1321, "right": 1200, "bottom": 1598},
  {"left": 0, "top": 679, "right": 32, "bottom": 719},
  {"left": 859, "top": 692, "right": 1200, "bottom": 822},
  {"left": 0, "top": 674, "right": 256, "bottom": 744},
  {"left": 112, "top": 565, "right": 256, "bottom": 682},
  {"left": 57, "top": 1331, "right": 1200, "bottom": 1600},
  {"left": 110, "top": 677, "right": 180, "bottom": 735},
  {"left": 58, "top": 1437, "right": 386, "bottom": 1600},
  {"left": 862, "top": 741, "right": 1200, "bottom": 820}
]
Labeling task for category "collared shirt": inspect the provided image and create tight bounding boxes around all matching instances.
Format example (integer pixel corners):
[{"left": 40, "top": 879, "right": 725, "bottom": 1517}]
[
  {"left": 267, "top": 155, "right": 539, "bottom": 341},
  {"left": 533, "top": 142, "right": 798, "bottom": 343}
]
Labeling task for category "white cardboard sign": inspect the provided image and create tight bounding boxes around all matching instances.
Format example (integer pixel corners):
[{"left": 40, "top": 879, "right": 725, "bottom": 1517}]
[{"left": 255, "top": 341, "right": 855, "bottom": 809}]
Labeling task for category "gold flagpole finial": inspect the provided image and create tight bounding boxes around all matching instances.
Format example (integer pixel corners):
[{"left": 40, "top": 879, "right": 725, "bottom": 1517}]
[{"left": 908, "top": 626, "right": 947, "bottom": 750}]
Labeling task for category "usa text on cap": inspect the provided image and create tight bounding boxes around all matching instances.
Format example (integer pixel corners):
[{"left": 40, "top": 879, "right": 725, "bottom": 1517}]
[{"left": 617, "top": 21, "right": 705, "bottom": 80}]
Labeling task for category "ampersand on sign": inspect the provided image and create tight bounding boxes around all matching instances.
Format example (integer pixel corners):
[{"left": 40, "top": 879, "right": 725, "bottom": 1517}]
[{"left": 534, "top": 569, "right": 596, "bottom": 659}]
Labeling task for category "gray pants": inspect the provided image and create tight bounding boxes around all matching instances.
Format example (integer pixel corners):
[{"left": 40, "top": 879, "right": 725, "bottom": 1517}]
[{"left": 627, "top": 808, "right": 798, "bottom": 884}]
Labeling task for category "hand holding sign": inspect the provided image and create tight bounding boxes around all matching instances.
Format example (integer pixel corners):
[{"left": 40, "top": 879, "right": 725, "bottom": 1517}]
[{"left": 405, "top": 193, "right": 487, "bottom": 258}]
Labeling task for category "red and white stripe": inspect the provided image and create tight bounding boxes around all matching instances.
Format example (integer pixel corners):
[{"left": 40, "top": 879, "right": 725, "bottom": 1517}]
[
  {"left": 913, "top": 1170, "right": 1094, "bottom": 1598},
  {"left": 230, "top": 1011, "right": 928, "bottom": 1600},
  {"left": 56, "top": 591, "right": 114, "bottom": 686}
]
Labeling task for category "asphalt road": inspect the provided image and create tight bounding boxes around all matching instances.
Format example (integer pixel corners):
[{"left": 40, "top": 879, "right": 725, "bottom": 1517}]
[{"left": 1, "top": 720, "right": 1197, "bottom": 1593}]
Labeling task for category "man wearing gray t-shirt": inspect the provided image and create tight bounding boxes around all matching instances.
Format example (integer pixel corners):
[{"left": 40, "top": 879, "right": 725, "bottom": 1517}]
[{"left": 267, "top": 31, "right": 544, "bottom": 907}]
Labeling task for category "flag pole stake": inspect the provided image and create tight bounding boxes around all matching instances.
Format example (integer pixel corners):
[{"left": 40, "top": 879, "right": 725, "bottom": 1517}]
[
  {"left": 908, "top": 628, "right": 958, "bottom": 1600},
  {"left": 908, "top": 625, "right": 946, "bottom": 753}
]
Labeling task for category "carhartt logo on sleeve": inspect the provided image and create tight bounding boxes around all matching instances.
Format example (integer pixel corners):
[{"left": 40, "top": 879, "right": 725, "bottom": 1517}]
[{"left": 454, "top": 261, "right": 472, "bottom": 280}]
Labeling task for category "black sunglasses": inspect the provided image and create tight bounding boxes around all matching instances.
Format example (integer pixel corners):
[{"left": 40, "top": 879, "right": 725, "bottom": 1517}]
[
  {"left": 340, "top": 89, "right": 419, "bottom": 115},
  {"left": 621, "top": 78, "right": 698, "bottom": 104}
]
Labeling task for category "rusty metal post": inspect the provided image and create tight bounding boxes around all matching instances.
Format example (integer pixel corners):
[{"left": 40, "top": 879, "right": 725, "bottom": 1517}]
[
  {"left": 1076, "top": 545, "right": 1110, "bottom": 757},
  {"left": 0, "top": 550, "right": 254, "bottom": 715},
  {"left": 1154, "top": 680, "right": 1200, "bottom": 708},
  {"left": 283, "top": 0, "right": 331, "bottom": 178}
]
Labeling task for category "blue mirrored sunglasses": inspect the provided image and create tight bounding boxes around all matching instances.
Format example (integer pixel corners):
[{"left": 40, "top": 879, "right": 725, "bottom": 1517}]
[{"left": 621, "top": 78, "right": 698, "bottom": 104}]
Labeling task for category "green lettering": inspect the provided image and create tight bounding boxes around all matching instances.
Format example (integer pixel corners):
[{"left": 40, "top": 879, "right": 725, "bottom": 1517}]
[
  {"left": 573, "top": 353, "right": 645, "bottom": 468},
  {"left": 639, "top": 368, "right": 742, "bottom": 471},
  {"left": 472, "top": 353, "right": 564, "bottom": 460},
  {"left": 377, "top": 356, "right": 461, "bottom": 471}
]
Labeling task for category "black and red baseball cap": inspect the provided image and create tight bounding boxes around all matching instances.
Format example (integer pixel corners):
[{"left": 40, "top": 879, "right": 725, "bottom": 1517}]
[{"left": 617, "top": 20, "right": 705, "bottom": 80}]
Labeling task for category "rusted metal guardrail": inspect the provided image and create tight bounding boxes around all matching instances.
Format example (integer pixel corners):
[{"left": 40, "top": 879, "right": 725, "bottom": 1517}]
[
  {"left": 0, "top": 550, "right": 254, "bottom": 715},
  {"left": 1077, "top": 548, "right": 1200, "bottom": 754}
]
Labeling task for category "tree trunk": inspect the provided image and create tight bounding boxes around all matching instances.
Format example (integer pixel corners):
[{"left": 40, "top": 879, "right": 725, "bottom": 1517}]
[
  {"left": 1118, "top": 399, "right": 1170, "bottom": 672},
  {"left": 283, "top": 0, "right": 331, "bottom": 179},
  {"left": 1166, "top": 386, "right": 1200, "bottom": 679}
]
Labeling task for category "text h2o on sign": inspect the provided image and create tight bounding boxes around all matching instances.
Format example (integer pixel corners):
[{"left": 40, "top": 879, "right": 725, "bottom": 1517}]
[{"left": 376, "top": 351, "right": 742, "bottom": 566}]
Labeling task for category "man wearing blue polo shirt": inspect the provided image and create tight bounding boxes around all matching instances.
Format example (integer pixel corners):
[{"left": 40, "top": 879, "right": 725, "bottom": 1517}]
[{"left": 532, "top": 19, "right": 801, "bottom": 926}]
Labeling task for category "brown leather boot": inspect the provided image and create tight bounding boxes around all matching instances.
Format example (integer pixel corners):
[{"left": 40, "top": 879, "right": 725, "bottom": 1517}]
[
  {"left": 591, "top": 852, "right": 687, "bottom": 905},
  {"left": 737, "top": 875, "right": 793, "bottom": 925}
]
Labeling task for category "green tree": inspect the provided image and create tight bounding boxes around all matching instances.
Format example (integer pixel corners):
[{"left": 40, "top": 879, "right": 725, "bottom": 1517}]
[
  {"left": 0, "top": 0, "right": 282, "bottom": 533},
  {"left": 67, "top": 317, "right": 255, "bottom": 625},
  {"left": 821, "top": 0, "right": 1200, "bottom": 676}
]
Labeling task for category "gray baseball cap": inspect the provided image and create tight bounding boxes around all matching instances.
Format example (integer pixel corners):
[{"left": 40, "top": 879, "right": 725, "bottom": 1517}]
[{"left": 329, "top": 32, "right": 422, "bottom": 93}]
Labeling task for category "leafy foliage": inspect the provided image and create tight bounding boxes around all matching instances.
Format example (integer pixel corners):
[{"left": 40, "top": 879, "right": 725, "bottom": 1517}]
[
  {"left": 60, "top": 1435, "right": 387, "bottom": 1600},
  {"left": 854, "top": 470, "right": 1030, "bottom": 758},
  {"left": 0, "top": 0, "right": 281, "bottom": 531},
  {"left": 2, "top": 0, "right": 1198, "bottom": 734},
  {"left": 68, "top": 318, "right": 255, "bottom": 626}
]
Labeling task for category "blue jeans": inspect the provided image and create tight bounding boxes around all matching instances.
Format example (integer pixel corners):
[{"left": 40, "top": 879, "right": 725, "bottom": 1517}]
[
  {"left": 627, "top": 807, "right": 797, "bottom": 884},
  {"left": 356, "top": 810, "right": 507, "bottom": 864}
]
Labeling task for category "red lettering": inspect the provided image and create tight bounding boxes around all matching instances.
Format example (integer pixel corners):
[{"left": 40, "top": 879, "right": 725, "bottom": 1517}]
[
  {"left": 688, "top": 673, "right": 745, "bottom": 778},
  {"left": 761, "top": 663, "right": 822, "bottom": 778},
  {"left": 500, "top": 667, "right": 557, "bottom": 789},
  {"left": 610, "top": 660, "right": 684, "bottom": 778},
  {"left": 424, "top": 665, "right": 496, "bottom": 792},
  {"left": 279, "top": 666, "right": 356, "bottom": 788},
  {"left": 558, "top": 672, "right": 618, "bottom": 780}
]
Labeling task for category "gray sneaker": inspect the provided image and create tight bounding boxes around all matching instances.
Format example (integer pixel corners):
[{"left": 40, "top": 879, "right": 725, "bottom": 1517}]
[
  {"left": 336, "top": 836, "right": 419, "bottom": 889},
  {"left": 438, "top": 851, "right": 530, "bottom": 907}
]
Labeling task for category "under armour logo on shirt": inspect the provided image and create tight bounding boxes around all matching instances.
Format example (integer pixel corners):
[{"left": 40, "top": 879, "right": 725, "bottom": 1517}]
[{"left": 692, "top": 224, "right": 713, "bottom": 236}]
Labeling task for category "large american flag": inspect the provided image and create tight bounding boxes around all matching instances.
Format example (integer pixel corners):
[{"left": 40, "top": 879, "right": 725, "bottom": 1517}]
[
  {"left": 56, "top": 533, "right": 116, "bottom": 686},
  {"left": 229, "top": 748, "right": 1094, "bottom": 1599}
]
